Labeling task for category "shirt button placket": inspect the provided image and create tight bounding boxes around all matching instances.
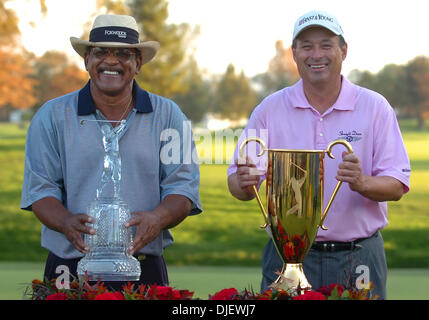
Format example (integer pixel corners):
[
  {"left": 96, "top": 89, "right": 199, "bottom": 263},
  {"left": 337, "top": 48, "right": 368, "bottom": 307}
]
[{"left": 316, "top": 117, "right": 326, "bottom": 149}]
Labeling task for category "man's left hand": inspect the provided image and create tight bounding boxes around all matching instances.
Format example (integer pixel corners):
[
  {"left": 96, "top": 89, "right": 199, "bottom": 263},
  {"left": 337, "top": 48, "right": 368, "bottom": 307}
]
[
  {"left": 123, "top": 194, "right": 192, "bottom": 256},
  {"left": 336, "top": 151, "right": 367, "bottom": 194},
  {"left": 125, "top": 211, "right": 162, "bottom": 255}
]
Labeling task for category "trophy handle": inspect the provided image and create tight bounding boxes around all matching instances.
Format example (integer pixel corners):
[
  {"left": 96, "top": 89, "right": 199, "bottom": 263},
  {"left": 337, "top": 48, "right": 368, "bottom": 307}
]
[
  {"left": 238, "top": 137, "right": 270, "bottom": 229},
  {"left": 319, "top": 139, "right": 354, "bottom": 230}
]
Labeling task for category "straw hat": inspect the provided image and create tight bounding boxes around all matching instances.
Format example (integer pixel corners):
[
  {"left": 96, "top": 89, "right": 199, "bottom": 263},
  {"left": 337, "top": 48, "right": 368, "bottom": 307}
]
[{"left": 70, "top": 14, "right": 160, "bottom": 65}]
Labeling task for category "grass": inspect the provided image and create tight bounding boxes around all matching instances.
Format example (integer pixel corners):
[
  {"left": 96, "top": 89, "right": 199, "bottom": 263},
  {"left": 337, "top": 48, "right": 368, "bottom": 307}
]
[
  {"left": 1, "top": 262, "right": 428, "bottom": 300},
  {"left": 0, "top": 120, "right": 428, "bottom": 269},
  {"left": 0, "top": 124, "right": 48, "bottom": 262},
  {"left": 381, "top": 126, "right": 429, "bottom": 268}
]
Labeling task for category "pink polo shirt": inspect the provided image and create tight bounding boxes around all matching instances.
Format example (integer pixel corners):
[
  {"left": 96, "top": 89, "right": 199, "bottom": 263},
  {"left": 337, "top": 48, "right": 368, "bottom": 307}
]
[{"left": 228, "top": 76, "right": 411, "bottom": 242}]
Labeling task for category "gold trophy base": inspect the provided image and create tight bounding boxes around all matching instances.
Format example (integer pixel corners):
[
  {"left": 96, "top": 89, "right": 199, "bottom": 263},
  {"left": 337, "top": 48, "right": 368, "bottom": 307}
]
[{"left": 270, "top": 263, "right": 311, "bottom": 293}]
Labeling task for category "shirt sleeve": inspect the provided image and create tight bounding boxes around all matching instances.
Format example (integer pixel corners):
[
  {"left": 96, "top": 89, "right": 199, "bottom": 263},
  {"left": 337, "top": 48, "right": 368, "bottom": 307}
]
[
  {"left": 159, "top": 103, "right": 202, "bottom": 215},
  {"left": 21, "top": 104, "right": 64, "bottom": 211},
  {"left": 372, "top": 98, "right": 411, "bottom": 193}
]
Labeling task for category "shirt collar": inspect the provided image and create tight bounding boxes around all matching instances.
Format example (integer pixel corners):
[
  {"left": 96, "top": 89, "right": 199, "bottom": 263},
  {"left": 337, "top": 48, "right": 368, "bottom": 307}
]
[
  {"left": 77, "top": 80, "right": 153, "bottom": 115},
  {"left": 290, "top": 76, "right": 357, "bottom": 111}
]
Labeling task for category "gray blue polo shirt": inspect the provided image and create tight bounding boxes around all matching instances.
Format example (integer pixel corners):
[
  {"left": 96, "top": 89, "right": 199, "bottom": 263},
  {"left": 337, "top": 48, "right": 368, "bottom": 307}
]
[{"left": 21, "top": 80, "right": 202, "bottom": 259}]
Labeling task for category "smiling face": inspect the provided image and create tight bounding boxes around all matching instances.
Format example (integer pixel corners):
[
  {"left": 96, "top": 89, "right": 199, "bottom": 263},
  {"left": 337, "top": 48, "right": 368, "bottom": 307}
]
[
  {"left": 84, "top": 46, "right": 143, "bottom": 97},
  {"left": 292, "top": 27, "right": 347, "bottom": 87}
]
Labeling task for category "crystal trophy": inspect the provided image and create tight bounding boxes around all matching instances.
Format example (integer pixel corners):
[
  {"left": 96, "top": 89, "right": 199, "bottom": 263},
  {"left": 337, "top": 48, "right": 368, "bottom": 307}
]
[{"left": 77, "top": 120, "right": 141, "bottom": 281}]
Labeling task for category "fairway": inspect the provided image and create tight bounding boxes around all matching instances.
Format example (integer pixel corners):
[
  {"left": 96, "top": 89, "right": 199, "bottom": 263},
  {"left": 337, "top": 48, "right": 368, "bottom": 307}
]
[
  {"left": 0, "top": 121, "right": 428, "bottom": 299},
  {"left": 1, "top": 262, "right": 428, "bottom": 300}
]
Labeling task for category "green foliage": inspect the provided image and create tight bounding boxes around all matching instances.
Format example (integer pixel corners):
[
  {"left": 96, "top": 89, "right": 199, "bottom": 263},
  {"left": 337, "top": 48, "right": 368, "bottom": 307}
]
[
  {"left": 213, "top": 64, "right": 258, "bottom": 120},
  {"left": 129, "top": 0, "right": 194, "bottom": 97},
  {"left": 351, "top": 56, "right": 429, "bottom": 129},
  {"left": 172, "top": 58, "right": 213, "bottom": 123}
]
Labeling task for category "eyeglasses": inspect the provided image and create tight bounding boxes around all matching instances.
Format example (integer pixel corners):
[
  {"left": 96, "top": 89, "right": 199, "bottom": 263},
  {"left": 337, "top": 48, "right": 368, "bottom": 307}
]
[{"left": 90, "top": 47, "right": 137, "bottom": 62}]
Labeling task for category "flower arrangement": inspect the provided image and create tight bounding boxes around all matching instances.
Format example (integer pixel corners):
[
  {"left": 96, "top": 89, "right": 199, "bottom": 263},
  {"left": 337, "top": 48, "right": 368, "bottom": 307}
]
[
  {"left": 24, "top": 273, "right": 378, "bottom": 300},
  {"left": 206, "top": 282, "right": 377, "bottom": 300}
]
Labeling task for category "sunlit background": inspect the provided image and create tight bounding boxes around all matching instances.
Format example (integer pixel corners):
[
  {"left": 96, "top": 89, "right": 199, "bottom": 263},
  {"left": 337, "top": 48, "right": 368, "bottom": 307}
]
[
  {"left": 4, "top": 0, "right": 429, "bottom": 130},
  {"left": 8, "top": 0, "right": 429, "bottom": 77}
]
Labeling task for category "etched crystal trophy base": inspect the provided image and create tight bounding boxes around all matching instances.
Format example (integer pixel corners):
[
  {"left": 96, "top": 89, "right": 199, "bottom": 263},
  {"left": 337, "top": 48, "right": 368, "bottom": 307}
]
[
  {"left": 77, "top": 248, "right": 141, "bottom": 281},
  {"left": 77, "top": 197, "right": 141, "bottom": 282}
]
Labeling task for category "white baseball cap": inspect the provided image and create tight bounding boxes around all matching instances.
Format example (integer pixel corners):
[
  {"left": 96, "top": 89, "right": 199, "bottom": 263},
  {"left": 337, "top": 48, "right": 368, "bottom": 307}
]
[{"left": 292, "top": 10, "right": 344, "bottom": 42}]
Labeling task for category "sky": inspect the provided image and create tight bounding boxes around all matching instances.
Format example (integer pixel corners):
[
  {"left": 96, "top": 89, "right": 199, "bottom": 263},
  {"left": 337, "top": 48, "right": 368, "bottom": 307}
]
[{"left": 8, "top": 0, "right": 429, "bottom": 78}]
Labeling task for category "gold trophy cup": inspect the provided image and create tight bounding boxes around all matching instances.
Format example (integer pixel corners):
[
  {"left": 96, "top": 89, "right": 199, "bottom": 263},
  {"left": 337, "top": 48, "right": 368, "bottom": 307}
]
[{"left": 239, "top": 138, "right": 353, "bottom": 292}]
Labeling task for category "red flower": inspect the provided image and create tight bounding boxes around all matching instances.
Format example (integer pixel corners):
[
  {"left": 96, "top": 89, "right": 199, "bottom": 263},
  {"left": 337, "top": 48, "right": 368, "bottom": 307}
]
[
  {"left": 147, "top": 285, "right": 181, "bottom": 300},
  {"left": 316, "top": 286, "right": 331, "bottom": 296},
  {"left": 292, "top": 290, "right": 326, "bottom": 300},
  {"left": 46, "top": 292, "right": 68, "bottom": 300},
  {"left": 317, "top": 284, "right": 344, "bottom": 297},
  {"left": 94, "top": 292, "right": 125, "bottom": 300},
  {"left": 210, "top": 288, "right": 239, "bottom": 300},
  {"left": 177, "top": 289, "right": 195, "bottom": 300},
  {"left": 160, "top": 287, "right": 181, "bottom": 300}
]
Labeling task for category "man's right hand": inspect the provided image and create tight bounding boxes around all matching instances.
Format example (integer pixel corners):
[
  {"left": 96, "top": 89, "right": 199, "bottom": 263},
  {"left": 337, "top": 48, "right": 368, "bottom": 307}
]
[{"left": 227, "top": 157, "right": 262, "bottom": 201}]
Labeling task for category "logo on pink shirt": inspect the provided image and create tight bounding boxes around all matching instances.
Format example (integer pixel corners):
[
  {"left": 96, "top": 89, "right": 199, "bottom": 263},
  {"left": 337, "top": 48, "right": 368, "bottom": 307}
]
[{"left": 338, "top": 130, "right": 363, "bottom": 142}]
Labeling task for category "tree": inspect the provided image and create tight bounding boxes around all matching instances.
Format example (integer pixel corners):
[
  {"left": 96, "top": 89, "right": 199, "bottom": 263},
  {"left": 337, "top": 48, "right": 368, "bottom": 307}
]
[
  {"left": 0, "top": 0, "right": 38, "bottom": 115},
  {"left": 0, "top": 0, "right": 20, "bottom": 45},
  {"left": 351, "top": 56, "right": 429, "bottom": 129},
  {"left": 374, "top": 64, "right": 409, "bottom": 109},
  {"left": 404, "top": 56, "right": 429, "bottom": 129},
  {"left": 173, "top": 57, "right": 213, "bottom": 124},
  {"left": 253, "top": 40, "right": 299, "bottom": 97},
  {"left": 128, "top": 0, "right": 196, "bottom": 97},
  {"left": 268, "top": 40, "right": 299, "bottom": 83},
  {"left": 32, "top": 51, "right": 88, "bottom": 111},
  {"left": 214, "top": 64, "right": 258, "bottom": 120},
  {"left": 350, "top": 65, "right": 408, "bottom": 109},
  {"left": 348, "top": 69, "right": 376, "bottom": 91},
  {"left": 0, "top": 49, "right": 37, "bottom": 110}
]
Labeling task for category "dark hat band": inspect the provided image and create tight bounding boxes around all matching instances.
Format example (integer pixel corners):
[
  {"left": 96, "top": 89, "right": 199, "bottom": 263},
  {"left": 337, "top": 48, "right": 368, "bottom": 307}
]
[{"left": 89, "top": 26, "right": 139, "bottom": 44}]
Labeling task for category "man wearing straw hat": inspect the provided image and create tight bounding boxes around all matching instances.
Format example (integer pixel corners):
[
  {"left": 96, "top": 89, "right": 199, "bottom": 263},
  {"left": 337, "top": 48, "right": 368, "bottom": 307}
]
[
  {"left": 21, "top": 14, "right": 202, "bottom": 287},
  {"left": 227, "top": 10, "right": 410, "bottom": 299}
]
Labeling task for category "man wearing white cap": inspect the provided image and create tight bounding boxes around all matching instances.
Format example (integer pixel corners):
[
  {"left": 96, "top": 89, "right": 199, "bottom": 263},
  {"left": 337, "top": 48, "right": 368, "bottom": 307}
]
[
  {"left": 21, "top": 14, "right": 202, "bottom": 288},
  {"left": 227, "top": 10, "right": 410, "bottom": 299}
]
